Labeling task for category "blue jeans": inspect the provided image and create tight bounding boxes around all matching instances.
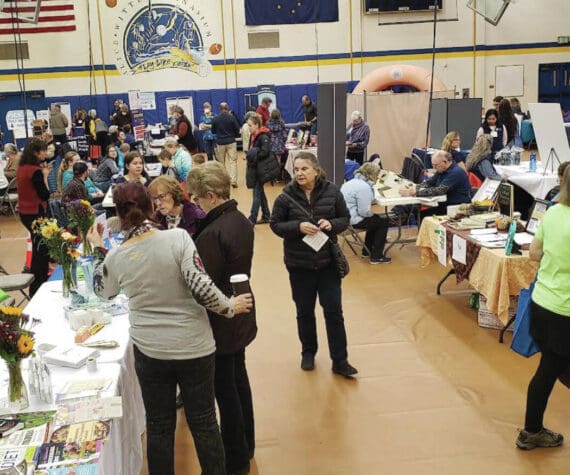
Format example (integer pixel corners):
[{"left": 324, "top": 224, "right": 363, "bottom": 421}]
[
  {"left": 249, "top": 181, "right": 270, "bottom": 223},
  {"left": 133, "top": 346, "right": 225, "bottom": 475},
  {"left": 288, "top": 265, "right": 349, "bottom": 363},
  {"left": 204, "top": 139, "right": 215, "bottom": 161}
]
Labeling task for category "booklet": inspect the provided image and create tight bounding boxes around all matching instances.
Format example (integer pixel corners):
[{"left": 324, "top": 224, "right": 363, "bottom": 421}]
[{"left": 43, "top": 346, "right": 99, "bottom": 369}]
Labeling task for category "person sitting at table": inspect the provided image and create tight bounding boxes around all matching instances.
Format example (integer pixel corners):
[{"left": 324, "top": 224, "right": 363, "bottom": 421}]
[
  {"left": 148, "top": 175, "right": 205, "bottom": 235},
  {"left": 87, "top": 181, "right": 253, "bottom": 475},
  {"left": 115, "top": 151, "right": 149, "bottom": 186},
  {"left": 466, "top": 135, "right": 503, "bottom": 182},
  {"left": 192, "top": 153, "right": 207, "bottom": 168},
  {"left": 341, "top": 163, "right": 391, "bottom": 264},
  {"left": 60, "top": 151, "right": 104, "bottom": 203},
  {"left": 441, "top": 131, "right": 467, "bottom": 171},
  {"left": 92, "top": 144, "right": 120, "bottom": 193},
  {"left": 517, "top": 165, "right": 570, "bottom": 451},
  {"left": 62, "top": 162, "right": 90, "bottom": 204},
  {"left": 346, "top": 111, "right": 370, "bottom": 165},
  {"left": 163, "top": 137, "right": 191, "bottom": 183},
  {"left": 400, "top": 150, "right": 471, "bottom": 215},
  {"left": 476, "top": 109, "right": 507, "bottom": 152},
  {"left": 544, "top": 161, "right": 570, "bottom": 204},
  {"left": 157, "top": 149, "right": 179, "bottom": 181}
]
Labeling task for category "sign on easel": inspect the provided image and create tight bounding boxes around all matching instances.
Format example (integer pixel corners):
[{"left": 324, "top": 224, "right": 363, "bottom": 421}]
[
  {"left": 496, "top": 182, "right": 514, "bottom": 217},
  {"left": 528, "top": 103, "right": 570, "bottom": 174}
]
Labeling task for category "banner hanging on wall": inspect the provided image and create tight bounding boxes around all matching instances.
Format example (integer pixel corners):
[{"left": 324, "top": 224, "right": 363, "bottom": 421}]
[{"left": 245, "top": 0, "right": 339, "bottom": 25}]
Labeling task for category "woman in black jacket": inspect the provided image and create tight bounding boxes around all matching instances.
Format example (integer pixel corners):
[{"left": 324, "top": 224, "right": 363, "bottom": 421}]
[
  {"left": 270, "top": 152, "right": 357, "bottom": 377},
  {"left": 187, "top": 162, "right": 257, "bottom": 475},
  {"left": 246, "top": 114, "right": 280, "bottom": 224}
]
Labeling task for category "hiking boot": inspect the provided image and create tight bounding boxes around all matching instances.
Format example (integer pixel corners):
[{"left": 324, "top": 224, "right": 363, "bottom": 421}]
[
  {"left": 516, "top": 428, "right": 564, "bottom": 450},
  {"left": 301, "top": 353, "right": 315, "bottom": 371},
  {"left": 332, "top": 360, "right": 358, "bottom": 378}
]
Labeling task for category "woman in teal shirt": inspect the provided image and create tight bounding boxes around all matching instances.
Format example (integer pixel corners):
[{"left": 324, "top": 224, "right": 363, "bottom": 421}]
[
  {"left": 518, "top": 165, "right": 570, "bottom": 451},
  {"left": 59, "top": 151, "right": 104, "bottom": 203}
]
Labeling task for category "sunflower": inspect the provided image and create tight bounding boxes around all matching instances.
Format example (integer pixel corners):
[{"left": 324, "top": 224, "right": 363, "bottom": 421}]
[
  {"left": 67, "top": 248, "right": 81, "bottom": 259},
  {"left": 17, "top": 334, "right": 34, "bottom": 355},
  {"left": 80, "top": 200, "right": 92, "bottom": 208},
  {"left": 0, "top": 306, "right": 23, "bottom": 318}
]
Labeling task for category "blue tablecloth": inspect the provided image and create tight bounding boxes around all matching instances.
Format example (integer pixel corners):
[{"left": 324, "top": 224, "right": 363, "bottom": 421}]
[{"left": 521, "top": 120, "right": 535, "bottom": 145}]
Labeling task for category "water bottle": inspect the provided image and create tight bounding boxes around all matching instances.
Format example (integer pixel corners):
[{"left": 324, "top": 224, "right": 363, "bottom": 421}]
[{"left": 529, "top": 152, "right": 537, "bottom": 172}]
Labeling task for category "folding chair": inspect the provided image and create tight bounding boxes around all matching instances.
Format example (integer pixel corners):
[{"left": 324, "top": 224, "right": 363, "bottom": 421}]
[
  {"left": 0, "top": 267, "right": 34, "bottom": 307},
  {"left": 0, "top": 178, "right": 18, "bottom": 216},
  {"left": 342, "top": 225, "right": 371, "bottom": 257}
]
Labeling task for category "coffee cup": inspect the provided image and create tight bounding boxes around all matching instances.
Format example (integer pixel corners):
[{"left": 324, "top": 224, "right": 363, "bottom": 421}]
[{"left": 230, "top": 274, "right": 251, "bottom": 297}]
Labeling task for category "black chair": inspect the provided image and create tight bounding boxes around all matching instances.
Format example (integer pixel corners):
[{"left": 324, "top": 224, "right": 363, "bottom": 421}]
[{"left": 400, "top": 155, "right": 425, "bottom": 184}]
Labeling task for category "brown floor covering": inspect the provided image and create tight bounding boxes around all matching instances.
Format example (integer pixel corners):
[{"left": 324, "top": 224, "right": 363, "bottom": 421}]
[{"left": 1, "top": 155, "right": 568, "bottom": 474}]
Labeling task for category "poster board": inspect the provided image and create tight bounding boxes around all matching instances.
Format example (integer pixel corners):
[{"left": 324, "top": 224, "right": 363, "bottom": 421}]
[
  {"left": 5, "top": 109, "right": 35, "bottom": 139},
  {"left": 140, "top": 92, "right": 156, "bottom": 110},
  {"left": 496, "top": 182, "right": 514, "bottom": 217},
  {"left": 528, "top": 103, "right": 570, "bottom": 173},
  {"left": 472, "top": 178, "right": 501, "bottom": 203},
  {"left": 525, "top": 199, "right": 549, "bottom": 235},
  {"left": 50, "top": 102, "right": 72, "bottom": 135},
  {"left": 165, "top": 97, "right": 194, "bottom": 127},
  {"left": 495, "top": 65, "right": 524, "bottom": 97}
]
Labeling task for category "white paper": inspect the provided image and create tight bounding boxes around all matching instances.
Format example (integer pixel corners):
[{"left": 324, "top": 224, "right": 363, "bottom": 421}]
[
  {"left": 514, "top": 232, "right": 534, "bottom": 245},
  {"left": 452, "top": 235, "right": 467, "bottom": 265},
  {"left": 470, "top": 228, "right": 498, "bottom": 236},
  {"left": 302, "top": 231, "right": 329, "bottom": 252},
  {"left": 435, "top": 225, "right": 447, "bottom": 267},
  {"left": 140, "top": 92, "right": 156, "bottom": 110}
]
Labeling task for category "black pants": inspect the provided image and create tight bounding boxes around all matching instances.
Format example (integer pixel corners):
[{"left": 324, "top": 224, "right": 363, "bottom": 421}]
[
  {"left": 346, "top": 149, "right": 365, "bottom": 165},
  {"left": 289, "top": 265, "right": 348, "bottom": 363},
  {"left": 215, "top": 350, "right": 255, "bottom": 472},
  {"left": 524, "top": 304, "right": 570, "bottom": 433},
  {"left": 20, "top": 214, "right": 49, "bottom": 296},
  {"left": 53, "top": 134, "right": 67, "bottom": 144},
  {"left": 133, "top": 346, "right": 225, "bottom": 475},
  {"left": 354, "top": 215, "right": 389, "bottom": 259}
]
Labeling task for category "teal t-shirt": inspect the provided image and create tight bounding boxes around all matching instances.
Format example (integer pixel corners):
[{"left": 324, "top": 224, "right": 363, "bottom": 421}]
[
  {"left": 62, "top": 170, "right": 99, "bottom": 201},
  {"left": 532, "top": 203, "right": 570, "bottom": 316}
]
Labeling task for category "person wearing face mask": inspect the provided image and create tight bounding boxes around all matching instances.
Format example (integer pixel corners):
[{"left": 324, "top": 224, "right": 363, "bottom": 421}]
[
  {"left": 17, "top": 137, "right": 51, "bottom": 295},
  {"left": 113, "top": 103, "right": 132, "bottom": 132},
  {"left": 199, "top": 102, "right": 216, "bottom": 162},
  {"left": 476, "top": 109, "right": 507, "bottom": 152}
]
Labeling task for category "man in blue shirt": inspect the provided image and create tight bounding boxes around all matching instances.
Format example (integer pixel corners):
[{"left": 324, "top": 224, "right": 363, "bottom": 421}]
[{"left": 400, "top": 150, "right": 471, "bottom": 215}]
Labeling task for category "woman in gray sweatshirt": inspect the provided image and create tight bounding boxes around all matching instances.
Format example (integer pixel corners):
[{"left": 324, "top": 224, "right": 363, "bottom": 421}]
[{"left": 88, "top": 181, "right": 252, "bottom": 475}]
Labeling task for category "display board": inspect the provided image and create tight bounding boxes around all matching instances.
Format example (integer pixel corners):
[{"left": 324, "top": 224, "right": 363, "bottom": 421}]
[
  {"left": 496, "top": 182, "right": 514, "bottom": 217},
  {"left": 165, "top": 97, "right": 194, "bottom": 127},
  {"left": 528, "top": 102, "right": 570, "bottom": 173}
]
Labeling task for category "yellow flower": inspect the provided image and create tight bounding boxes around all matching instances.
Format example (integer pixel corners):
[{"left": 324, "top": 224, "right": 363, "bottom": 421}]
[
  {"left": 80, "top": 200, "right": 91, "bottom": 207},
  {"left": 17, "top": 334, "right": 34, "bottom": 355},
  {"left": 61, "top": 231, "right": 74, "bottom": 241},
  {"left": 0, "top": 306, "right": 23, "bottom": 317},
  {"left": 67, "top": 249, "right": 81, "bottom": 259}
]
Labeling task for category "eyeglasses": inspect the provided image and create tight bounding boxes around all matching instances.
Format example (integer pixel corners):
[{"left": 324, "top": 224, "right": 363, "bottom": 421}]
[{"left": 151, "top": 193, "right": 169, "bottom": 203}]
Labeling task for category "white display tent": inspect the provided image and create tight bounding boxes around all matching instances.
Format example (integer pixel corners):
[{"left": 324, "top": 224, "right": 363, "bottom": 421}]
[{"left": 346, "top": 90, "right": 453, "bottom": 173}]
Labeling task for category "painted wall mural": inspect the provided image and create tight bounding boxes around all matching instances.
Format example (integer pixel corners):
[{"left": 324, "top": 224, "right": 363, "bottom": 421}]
[{"left": 112, "top": 0, "right": 222, "bottom": 76}]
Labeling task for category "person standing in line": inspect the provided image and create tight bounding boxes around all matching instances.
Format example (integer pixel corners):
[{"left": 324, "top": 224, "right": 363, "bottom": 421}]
[
  {"left": 517, "top": 166, "right": 570, "bottom": 451},
  {"left": 345, "top": 111, "right": 370, "bottom": 165},
  {"left": 302, "top": 95, "right": 318, "bottom": 136},
  {"left": 88, "top": 181, "right": 253, "bottom": 475},
  {"left": 49, "top": 104, "right": 69, "bottom": 144},
  {"left": 187, "top": 162, "right": 257, "bottom": 475},
  {"left": 241, "top": 109, "right": 257, "bottom": 154},
  {"left": 17, "top": 137, "right": 51, "bottom": 295},
  {"left": 255, "top": 97, "right": 272, "bottom": 126},
  {"left": 476, "top": 109, "right": 507, "bottom": 153},
  {"left": 211, "top": 102, "right": 241, "bottom": 188},
  {"left": 200, "top": 102, "right": 216, "bottom": 161},
  {"left": 270, "top": 152, "right": 358, "bottom": 377},
  {"left": 266, "top": 109, "right": 288, "bottom": 181}
]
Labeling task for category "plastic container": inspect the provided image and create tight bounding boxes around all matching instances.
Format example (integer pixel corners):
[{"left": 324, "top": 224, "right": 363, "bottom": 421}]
[{"left": 529, "top": 152, "right": 537, "bottom": 172}]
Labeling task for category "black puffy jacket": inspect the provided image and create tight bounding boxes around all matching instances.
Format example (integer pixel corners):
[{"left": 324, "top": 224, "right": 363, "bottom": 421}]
[
  {"left": 246, "top": 128, "right": 280, "bottom": 188},
  {"left": 270, "top": 179, "right": 349, "bottom": 271}
]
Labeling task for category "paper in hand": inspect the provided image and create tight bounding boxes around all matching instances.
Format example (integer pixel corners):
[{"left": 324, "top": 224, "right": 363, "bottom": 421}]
[{"left": 302, "top": 231, "right": 329, "bottom": 252}]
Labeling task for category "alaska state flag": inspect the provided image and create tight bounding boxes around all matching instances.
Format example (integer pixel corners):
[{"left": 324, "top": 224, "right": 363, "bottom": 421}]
[{"left": 245, "top": 0, "right": 339, "bottom": 26}]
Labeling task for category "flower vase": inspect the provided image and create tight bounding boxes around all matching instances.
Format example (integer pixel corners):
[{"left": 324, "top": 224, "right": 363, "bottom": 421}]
[
  {"left": 81, "top": 230, "right": 93, "bottom": 257},
  {"left": 6, "top": 360, "right": 29, "bottom": 410},
  {"left": 79, "top": 256, "right": 94, "bottom": 296},
  {"left": 62, "top": 260, "right": 78, "bottom": 298}
]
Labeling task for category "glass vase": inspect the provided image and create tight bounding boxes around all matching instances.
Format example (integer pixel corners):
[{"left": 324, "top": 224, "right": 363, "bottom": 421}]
[
  {"left": 62, "top": 260, "right": 78, "bottom": 298},
  {"left": 7, "top": 360, "right": 29, "bottom": 410},
  {"left": 81, "top": 231, "right": 93, "bottom": 257},
  {"left": 79, "top": 256, "right": 94, "bottom": 296}
]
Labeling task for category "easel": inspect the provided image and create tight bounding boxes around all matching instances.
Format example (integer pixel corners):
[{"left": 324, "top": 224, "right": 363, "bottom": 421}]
[{"left": 543, "top": 147, "right": 561, "bottom": 175}]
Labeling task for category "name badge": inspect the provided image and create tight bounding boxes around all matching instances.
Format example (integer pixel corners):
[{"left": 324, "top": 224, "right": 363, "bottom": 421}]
[{"left": 491, "top": 131, "right": 498, "bottom": 138}]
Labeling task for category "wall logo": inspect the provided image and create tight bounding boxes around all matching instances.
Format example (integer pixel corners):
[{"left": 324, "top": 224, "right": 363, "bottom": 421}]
[{"left": 113, "top": 0, "right": 222, "bottom": 76}]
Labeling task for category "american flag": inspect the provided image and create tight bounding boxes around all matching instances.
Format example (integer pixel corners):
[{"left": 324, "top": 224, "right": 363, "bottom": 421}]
[{"left": 0, "top": 0, "right": 76, "bottom": 35}]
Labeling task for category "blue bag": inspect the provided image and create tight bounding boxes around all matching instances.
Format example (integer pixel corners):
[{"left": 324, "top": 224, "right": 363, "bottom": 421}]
[{"left": 510, "top": 280, "right": 540, "bottom": 357}]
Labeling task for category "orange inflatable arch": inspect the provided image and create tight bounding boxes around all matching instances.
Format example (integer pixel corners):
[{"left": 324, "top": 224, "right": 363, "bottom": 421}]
[{"left": 353, "top": 64, "right": 447, "bottom": 94}]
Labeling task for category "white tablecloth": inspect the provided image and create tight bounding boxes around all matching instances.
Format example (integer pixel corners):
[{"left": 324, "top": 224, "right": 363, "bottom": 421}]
[
  {"left": 495, "top": 163, "right": 558, "bottom": 199},
  {"left": 284, "top": 147, "right": 318, "bottom": 178},
  {"left": 22, "top": 280, "right": 145, "bottom": 475}
]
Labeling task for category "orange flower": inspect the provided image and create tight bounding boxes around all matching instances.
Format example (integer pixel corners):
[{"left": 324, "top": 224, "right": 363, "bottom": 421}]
[{"left": 17, "top": 334, "right": 34, "bottom": 355}]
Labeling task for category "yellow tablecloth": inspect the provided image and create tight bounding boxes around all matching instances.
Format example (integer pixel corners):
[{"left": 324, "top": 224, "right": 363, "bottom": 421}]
[{"left": 416, "top": 217, "right": 539, "bottom": 324}]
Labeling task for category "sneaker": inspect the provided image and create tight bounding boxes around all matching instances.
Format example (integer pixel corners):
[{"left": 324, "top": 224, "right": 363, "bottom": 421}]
[
  {"left": 257, "top": 217, "right": 270, "bottom": 224},
  {"left": 516, "top": 428, "right": 564, "bottom": 450},
  {"left": 301, "top": 353, "right": 315, "bottom": 371},
  {"left": 370, "top": 256, "right": 392, "bottom": 265},
  {"left": 332, "top": 360, "right": 358, "bottom": 378}
]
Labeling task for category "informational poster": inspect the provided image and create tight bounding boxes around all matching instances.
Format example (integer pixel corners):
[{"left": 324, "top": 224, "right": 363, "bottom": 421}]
[
  {"left": 140, "top": 92, "right": 156, "bottom": 110},
  {"left": 5, "top": 109, "right": 35, "bottom": 139},
  {"left": 132, "top": 110, "right": 145, "bottom": 141},
  {"left": 128, "top": 90, "right": 141, "bottom": 111},
  {"left": 165, "top": 97, "right": 194, "bottom": 127},
  {"left": 436, "top": 225, "right": 447, "bottom": 267},
  {"left": 36, "top": 109, "right": 50, "bottom": 123},
  {"left": 452, "top": 235, "right": 467, "bottom": 265}
]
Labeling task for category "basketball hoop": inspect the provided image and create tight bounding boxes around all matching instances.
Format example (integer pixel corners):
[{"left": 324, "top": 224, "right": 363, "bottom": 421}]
[{"left": 0, "top": 0, "right": 42, "bottom": 24}]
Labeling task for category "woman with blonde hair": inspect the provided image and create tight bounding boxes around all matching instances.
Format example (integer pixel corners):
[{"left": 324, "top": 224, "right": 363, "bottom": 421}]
[
  {"left": 187, "top": 162, "right": 257, "bottom": 475},
  {"left": 341, "top": 163, "right": 391, "bottom": 264},
  {"left": 441, "top": 131, "right": 466, "bottom": 170},
  {"left": 517, "top": 166, "right": 570, "bottom": 450},
  {"left": 466, "top": 134, "right": 502, "bottom": 181},
  {"left": 270, "top": 152, "right": 357, "bottom": 377}
]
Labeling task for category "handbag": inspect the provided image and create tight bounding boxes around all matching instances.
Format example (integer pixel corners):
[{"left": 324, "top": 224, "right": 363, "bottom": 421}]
[
  {"left": 281, "top": 191, "right": 350, "bottom": 279},
  {"left": 510, "top": 279, "right": 539, "bottom": 358}
]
